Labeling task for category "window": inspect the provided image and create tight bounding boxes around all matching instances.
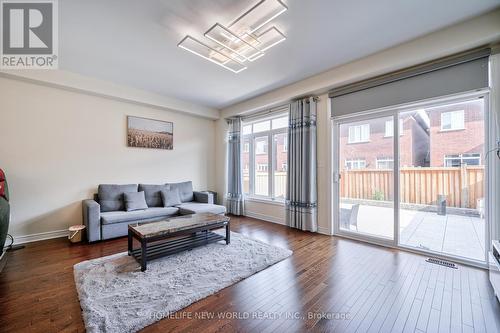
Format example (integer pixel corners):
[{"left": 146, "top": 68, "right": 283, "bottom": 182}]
[
  {"left": 253, "top": 120, "right": 270, "bottom": 133},
  {"left": 255, "top": 138, "right": 268, "bottom": 154},
  {"left": 376, "top": 158, "right": 394, "bottom": 169},
  {"left": 257, "top": 163, "right": 268, "bottom": 172},
  {"left": 348, "top": 124, "right": 370, "bottom": 143},
  {"left": 385, "top": 119, "right": 404, "bottom": 137},
  {"left": 272, "top": 116, "right": 288, "bottom": 129},
  {"left": 242, "top": 125, "right": 252, "bottom": 135},
  {"left": 444, "top": 153, "right": 480, "bottom": 167},
  {"left": 345, "top": 159, "right": 366, "bottom": 170},
  {"left": 242, "top": 113, "right": 289, "bottom": 200},
  {"left": 441, "top": 110, "right": 464, "bottom": 131}
]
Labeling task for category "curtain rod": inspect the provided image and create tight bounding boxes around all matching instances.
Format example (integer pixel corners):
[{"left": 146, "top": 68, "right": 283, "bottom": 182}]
[{"left": 225, "top": 96, "right": 319, "bottom": 123}]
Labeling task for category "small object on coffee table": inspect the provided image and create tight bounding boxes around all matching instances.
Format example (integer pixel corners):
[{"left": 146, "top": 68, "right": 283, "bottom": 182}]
[{"left": 128, "top": 213, "right": 230, "bottom": 272}]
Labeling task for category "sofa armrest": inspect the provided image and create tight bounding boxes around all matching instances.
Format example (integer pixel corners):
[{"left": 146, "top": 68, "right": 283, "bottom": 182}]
[
  {"left": 193, "top": 191, "right": 214, "bottom": 204},
  {"left": 83, "top": 199, "right": 101, "bottom": 242}
]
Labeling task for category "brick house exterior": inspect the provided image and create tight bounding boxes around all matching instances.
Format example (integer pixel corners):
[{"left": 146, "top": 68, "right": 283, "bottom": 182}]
[
  {"left": 241, "top": 134, "right": 287, "bottom": 174},
  {"left": 339, "top": 115, "right": 429, "bottom": 169},
  {"left": 339, "top": 99, "right": 484, "bottom": 169},
  {"left": 428, "top": 99, "right": 484, "bottom": 167}
]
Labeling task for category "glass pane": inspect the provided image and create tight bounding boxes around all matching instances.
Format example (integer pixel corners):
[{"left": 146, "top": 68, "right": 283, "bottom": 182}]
[
  {"left": 242, "top": 125, "right": 252, "bottom": 135},
  {"left": 399, "top": 99, "right": 485, "bottom": 261},
  {"left": 254, "top": 136, "right": 269, "bottom": 196},
  {"left": 242, "top": 137, "right": 250, "bottom": 194},
  {"left": 253, "top": 120, "right": 270, "bottom": 133},
  {"left": 339, "top": 116, "right": 394, "bottom": 239},
  {"left": 273, "top": 133, "right": 287, "bottom": 199},
  {"left": 272, "top": 116, "right": 288, "bottom": 129}
]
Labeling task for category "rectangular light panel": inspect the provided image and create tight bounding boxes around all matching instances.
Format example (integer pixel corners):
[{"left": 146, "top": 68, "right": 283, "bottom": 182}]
[
  {"left": 177, "top": 36, "right": 247, "bottom": 73},
  {"left": 247, "top": 26, "right": 286, "bottom": 61},
  {"left": 205, "top": 23, "right": 263, "bottom": 62},
  {"left": 229, "top": 0, "right": 288, "bottom": 34}
]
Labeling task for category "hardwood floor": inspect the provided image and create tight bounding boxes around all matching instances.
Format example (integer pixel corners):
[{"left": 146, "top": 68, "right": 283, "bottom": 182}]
[{"left": 1, "top": 215, "right": 499, "bottom": 332}]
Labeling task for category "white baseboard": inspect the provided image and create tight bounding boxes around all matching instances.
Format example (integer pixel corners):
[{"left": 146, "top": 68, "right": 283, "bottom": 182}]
[
  {"left": 317, "top": 226, "right": 332, "bottom": 236},
  {"left": 245, "top": 211, "right": 286, "bottom": 225},
  {"left": 12, "top": 229, "right": 68, "bottom": 245},
  {"left": 245, "top": 212, "right": 333, "bottom": 235}
]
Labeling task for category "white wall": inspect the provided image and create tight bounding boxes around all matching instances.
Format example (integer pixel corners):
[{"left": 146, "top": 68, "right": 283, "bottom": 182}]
[
  {"left": 215, "top": 9, "right": 500, "bottom": 235},
  {"left": 0, "top": 76, "right": 216, "bottom": 240}
]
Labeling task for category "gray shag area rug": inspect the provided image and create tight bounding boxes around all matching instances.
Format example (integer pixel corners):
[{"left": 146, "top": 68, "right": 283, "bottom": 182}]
[{"left": 74, "top": 231, "right": 292, "bottom": 333}]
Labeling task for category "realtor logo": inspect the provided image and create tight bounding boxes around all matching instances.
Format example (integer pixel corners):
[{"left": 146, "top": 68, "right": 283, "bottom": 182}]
[{"left": 1, "top": 0, "right": 58, "bottom": 69}]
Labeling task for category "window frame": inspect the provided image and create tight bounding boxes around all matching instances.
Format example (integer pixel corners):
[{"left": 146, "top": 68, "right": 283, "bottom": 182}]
[
  {"left": 440, "top": 110, "right": 465, "bottom": 131},
  {"left": 345, "top": 158, "right": 366, "bottom": 170},
  {"left": 348, "top": 124, "right": 370, "bottom": 143},
  {"left": 241, "top": 113, "right": 289, "bottom": 201},
  {"left": 376, "top": 157, "right": 395, "bottom": 169},
  {"left": 444, "top": 153, "right": 481, "bottom": 167},
  {"left": 385, "top": 119, "right": 404, "bottom": 137}
]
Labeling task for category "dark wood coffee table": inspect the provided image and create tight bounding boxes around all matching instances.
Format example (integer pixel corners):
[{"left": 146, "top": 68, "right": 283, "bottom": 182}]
[{"left": 128, "top": 213, "right": 230, "bottom": 271}]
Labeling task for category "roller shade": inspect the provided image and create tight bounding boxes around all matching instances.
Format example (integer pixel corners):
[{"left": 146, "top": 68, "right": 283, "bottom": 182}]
[{"left": 329, "top": 48, "right": 490, "bottom": 118}]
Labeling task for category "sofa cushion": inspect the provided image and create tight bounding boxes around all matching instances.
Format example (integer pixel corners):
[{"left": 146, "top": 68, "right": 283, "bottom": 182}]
[
  {"left": 176, "top": 202, "right": 226, "bottom": 215},
  {"left": 101, "top": 207, "right": 179, "bottom": 225},
  {"left": 138, "top": 184, "right": 168, "bottom": 207},
  {"left": 98, "top": 184, "right": 138, "bottom": 212},
  {"left": 167, "top": 181, "right": 193, "bottom": 203},
  {"left": 161, "top": 188, "right": 182, "bottom": 207},
  {"left": 124, "top": 191, "right": 148, "bottom": 211}
]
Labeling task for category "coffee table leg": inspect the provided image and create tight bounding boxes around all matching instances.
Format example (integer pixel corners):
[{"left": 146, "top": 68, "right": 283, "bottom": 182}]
[
  {"left": 127, "top": 229, "right": 132, "bottom": 256},
  {"left": 226, "top": 222, "right": 230, "bottom": 245},
  {"left": 141, "top": 239, "right": 147, "bottom": 272}
]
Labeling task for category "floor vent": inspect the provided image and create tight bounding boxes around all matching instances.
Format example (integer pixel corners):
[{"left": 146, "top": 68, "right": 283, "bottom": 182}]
[{"left": 426, "top": 257, "right": 458, "bottom": 269}]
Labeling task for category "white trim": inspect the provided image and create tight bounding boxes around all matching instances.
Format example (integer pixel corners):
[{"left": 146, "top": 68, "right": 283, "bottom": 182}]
[
  {"left": 12, "top": 229, "right": 68, "bottom": 245},
  {"left": 245, "top": 196, "right": 285, "bottom": 206},
  {"left": 317, "top": 226, "right": 332, "bottom": 236},
  {"left": 488, "top": 52, "right": 500, "bottom": 243},
  {"left": 244, "top": 211, "right": 285, "bottom": 225}
]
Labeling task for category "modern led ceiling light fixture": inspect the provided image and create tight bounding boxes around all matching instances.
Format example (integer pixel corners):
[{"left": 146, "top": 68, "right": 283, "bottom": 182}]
[
  {"left": 205, "top": 23, "right": 264, "bottom": 62},
  {"left": 177, "top": 0, "right": 288, "bottom": 73},
  {"left": 228, "top": 0, "right": 287, "bottom": 35},
  {"left": 177, "top": 36, "right": 247, "bottom": 73}
]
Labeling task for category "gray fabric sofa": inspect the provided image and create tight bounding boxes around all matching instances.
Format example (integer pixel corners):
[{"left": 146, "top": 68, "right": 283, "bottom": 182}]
[{"left": 82, "top": 181, "right": 225, "bottom": 242}]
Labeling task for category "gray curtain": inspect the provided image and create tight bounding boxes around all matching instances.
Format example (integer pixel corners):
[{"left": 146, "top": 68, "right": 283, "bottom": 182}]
[
  {"left": 226, "top": 117, "right": 244, "bottom": 215},
  {"left": 286, "top": 97, "right": 318, "bottom": 232}
]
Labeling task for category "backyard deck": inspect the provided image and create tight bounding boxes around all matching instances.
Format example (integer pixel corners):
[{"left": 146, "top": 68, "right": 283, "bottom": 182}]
[{"left": 340, "top": 203, "right": 485, "bottom": 262}]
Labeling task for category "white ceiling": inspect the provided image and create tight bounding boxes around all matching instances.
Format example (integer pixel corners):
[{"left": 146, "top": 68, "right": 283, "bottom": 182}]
[{"left": 60, "top": 0, "right": 500, "bottom": 110}]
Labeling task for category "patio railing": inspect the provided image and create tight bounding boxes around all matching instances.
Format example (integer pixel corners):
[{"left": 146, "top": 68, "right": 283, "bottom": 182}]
[{"left": 340, "top": 166, "right": 484, "bottom": 209}]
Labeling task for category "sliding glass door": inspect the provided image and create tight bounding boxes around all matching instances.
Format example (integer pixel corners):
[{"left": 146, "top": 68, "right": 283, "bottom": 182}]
[
  {"left": 336, "top": 114, "right": 396, "bottom": 242},
  {"left": 333, "top": 94, "right": 489, "bottom": 264},
  {"left": 398, "top": 98, "right": 486, "bottom": 262}
]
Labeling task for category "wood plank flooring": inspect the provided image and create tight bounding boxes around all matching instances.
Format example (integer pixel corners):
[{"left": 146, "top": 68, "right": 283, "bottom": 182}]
[{"left": 0, "top": 215, "right": 499, "bottom": 332}]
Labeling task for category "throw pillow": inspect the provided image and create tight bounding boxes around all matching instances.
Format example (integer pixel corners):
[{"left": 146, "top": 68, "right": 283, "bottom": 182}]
[
  {"left": 161, "top": 188, "right": 182, "bottom": 207},
  {"left": 98, "top": 184, "right": 138, "bottom": 212},
  {"left": 138, "top": 184, "right": 169, "bottom": 207},
  {"left": 124, "top": 191, "right": 148, "bottom": 211}
]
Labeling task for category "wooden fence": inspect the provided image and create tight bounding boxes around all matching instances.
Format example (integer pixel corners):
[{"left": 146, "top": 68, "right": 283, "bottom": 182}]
[
  {"left": 340, "top": 166, "right": 484, "bottom": 209},
  {"left": 243, "top": 172, "right": 287, "bottom": 197}
]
